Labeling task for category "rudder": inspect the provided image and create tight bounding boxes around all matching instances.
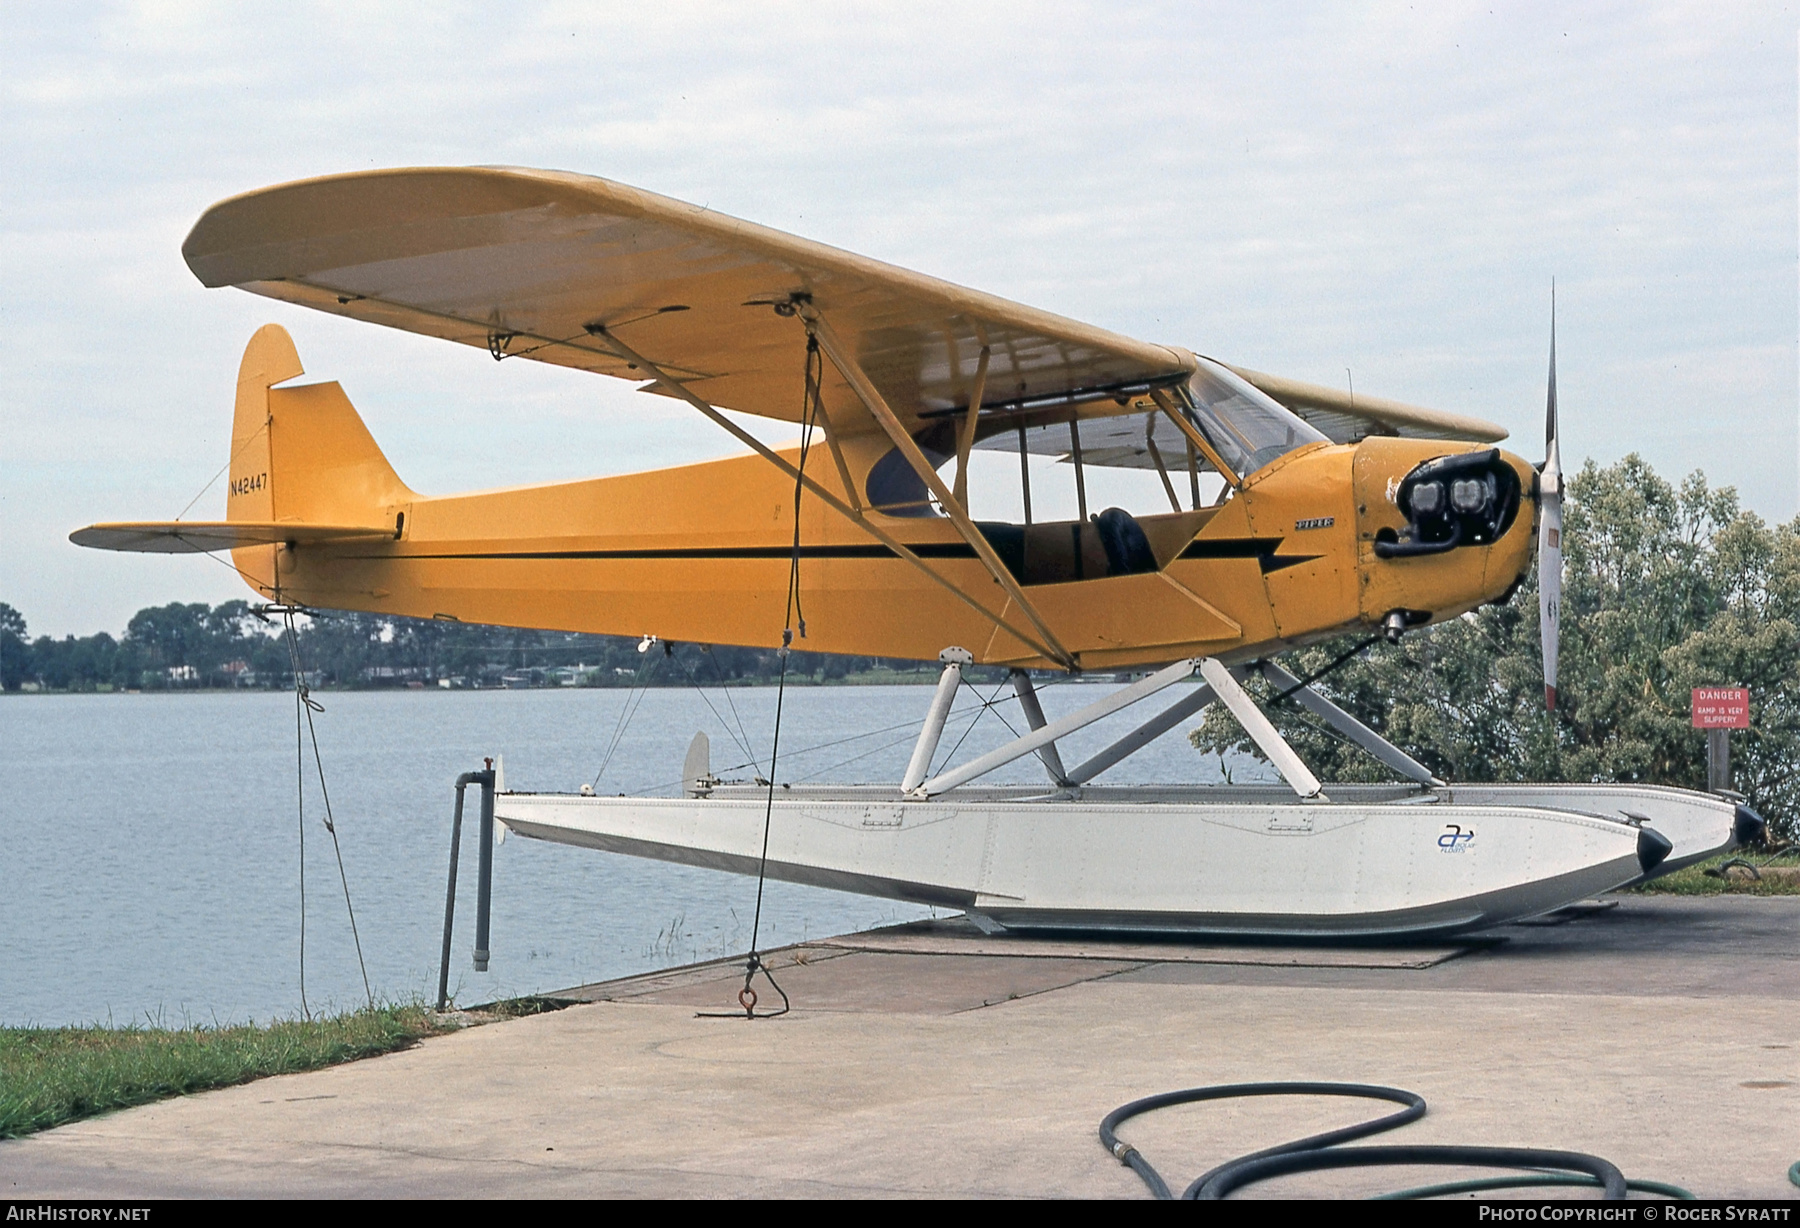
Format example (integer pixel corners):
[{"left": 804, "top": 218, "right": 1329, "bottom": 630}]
[{"left": 227, "top": 324, "right": 411, "bottom": 597}]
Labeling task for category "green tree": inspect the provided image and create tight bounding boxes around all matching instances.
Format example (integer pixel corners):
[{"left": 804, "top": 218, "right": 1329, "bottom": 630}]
[{"left": 0, "top": 603, "right": 28, "bottom": 691}]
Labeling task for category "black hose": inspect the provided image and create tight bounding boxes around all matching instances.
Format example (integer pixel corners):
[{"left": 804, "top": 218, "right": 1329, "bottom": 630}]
[
  {"left": 1101, "top": 1082, "right": 1422, "bottom": 1199},
  {"left": 1204, "top": 1143, "right": 1625, "bottom": 1201},
  {"left": 1099, "top": 1082, "right": 1630, "bottom": 1200}
]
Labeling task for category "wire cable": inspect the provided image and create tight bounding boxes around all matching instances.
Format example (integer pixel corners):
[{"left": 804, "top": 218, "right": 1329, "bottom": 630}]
[
  {"left": 589, "top": 647, "right": 667, "bottom": 791},
  {"left": 705, "top": 335, "right": 826, "bottom": 1021},
  {"left": 703, "top": 647, "right": 762, "bottom": 776},
  {"left": 668, "top": 644, "right": 762, "bottom": 775},
  {"left": 173, "top": 420, "right": 270, "bottom": 522},
  {"left": 279, "top": 608, "right": 374, "bottom": 1013}
]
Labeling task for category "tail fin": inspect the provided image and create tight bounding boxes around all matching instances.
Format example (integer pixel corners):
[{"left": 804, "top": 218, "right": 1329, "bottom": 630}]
[
  {"left": 231, "top": 323, "right": 412, "bottom": 527},
  {"left": 224, "top": 323, "right": 300, "bottom": 527},
  {"left": 71, "top": 325, "right": 412, "bottom": 574},
  {"left": 226, "top": 324, "right": 412, "bottom": 595}
]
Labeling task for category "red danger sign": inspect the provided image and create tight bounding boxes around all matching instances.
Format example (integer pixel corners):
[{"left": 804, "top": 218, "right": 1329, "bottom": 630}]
[{"left": 1692, "top": 687, "right": 1749, "bottom": 729}]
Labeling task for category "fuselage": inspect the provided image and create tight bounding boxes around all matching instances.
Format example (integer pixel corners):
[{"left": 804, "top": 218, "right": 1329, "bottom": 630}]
[{"left": 245, "top": 406, "right": 1537, "bottom": 670}]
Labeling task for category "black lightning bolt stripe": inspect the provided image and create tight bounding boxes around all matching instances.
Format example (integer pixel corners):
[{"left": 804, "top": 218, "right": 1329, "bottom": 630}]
[
  {"left": 345, "top": 537, "right": 1320, "bottom": 573},
  {"left": 1179, "top": 537, "right": 1321, "bottom": 573},
  {"left": 345, "top": 544, "right": 964, "bottom": 562}
]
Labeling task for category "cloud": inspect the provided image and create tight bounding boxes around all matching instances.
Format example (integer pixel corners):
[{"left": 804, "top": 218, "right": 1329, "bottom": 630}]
[{"left": 2, "top": 1, "right": 1793, "bottom": 634}]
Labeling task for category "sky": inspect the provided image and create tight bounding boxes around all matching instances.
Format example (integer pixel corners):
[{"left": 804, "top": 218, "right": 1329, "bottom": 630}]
[{"left": 3, "top": 1, "right": 1796, "bottom": 637}]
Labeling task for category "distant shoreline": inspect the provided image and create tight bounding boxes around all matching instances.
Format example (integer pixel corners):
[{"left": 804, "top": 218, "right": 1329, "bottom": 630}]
[{"left": 0, "top": 671, "right": 1143, "bottom": 697}]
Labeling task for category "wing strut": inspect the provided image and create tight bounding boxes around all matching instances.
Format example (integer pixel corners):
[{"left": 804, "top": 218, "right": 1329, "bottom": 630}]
[
  {"left": 951, "top": 345, "right": 990, "bottom": 510},
  {"left": 1149, "top": 389, "right": 1242, "bottom": 487},
  {"left": 587, "top": 325, "right": 1067, "bottom": 668},
  {"left": 800, "top": 306, "right": 1078, "bottom": 669}
]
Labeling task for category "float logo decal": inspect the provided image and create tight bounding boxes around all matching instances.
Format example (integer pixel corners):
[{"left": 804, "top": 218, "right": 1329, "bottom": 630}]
[{"left": 1438, "top": 824, "right": 1476, "bottom": 852}]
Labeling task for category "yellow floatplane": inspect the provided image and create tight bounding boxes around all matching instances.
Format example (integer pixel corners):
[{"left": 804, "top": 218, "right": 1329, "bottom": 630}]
[{"left": 74, "top": 168, "right": 1755, "bottom": 936}]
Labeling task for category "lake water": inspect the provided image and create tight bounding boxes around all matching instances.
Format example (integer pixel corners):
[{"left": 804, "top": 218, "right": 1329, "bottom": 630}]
[{"left": 1, "top": 680, "right": 1262, "bottom": 1027}]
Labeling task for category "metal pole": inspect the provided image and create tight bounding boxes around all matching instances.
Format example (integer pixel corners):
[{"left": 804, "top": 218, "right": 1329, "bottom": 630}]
[
  {"left": 1255, "top": 661, "right": 1442, "bottom": 787},
  {"left": 436, "top": 771, "right": 480, "bottom": 1011},
  {"left": 1708, "top": 728, "right": 1731, "bottom": 793},
  {"left": 474, "top": 762, "right": 496, "bottom": 972},
  {"left": 953, "top": 347, "right": 990, "bottom": 511}
]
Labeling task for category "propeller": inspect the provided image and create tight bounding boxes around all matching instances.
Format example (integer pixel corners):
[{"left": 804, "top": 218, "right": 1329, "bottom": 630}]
[{"left": 1539, "top": 285, "right": 1563, "bottom": 712}]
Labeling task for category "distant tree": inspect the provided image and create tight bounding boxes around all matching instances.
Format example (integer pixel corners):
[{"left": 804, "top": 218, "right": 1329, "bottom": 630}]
[
  {"left": 1191, "top": 455, "right": 1800, "bottom": 841},
  {"left": 0, "top": 603, "right": 27, "bottom": 690},
  {"left": 125, "top": 602, "right": 213, "bottom": 684}
]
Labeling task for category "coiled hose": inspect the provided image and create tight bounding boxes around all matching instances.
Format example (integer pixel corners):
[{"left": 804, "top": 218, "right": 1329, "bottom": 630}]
[{"left": 1099, "top": 1082, "right": 1697, "bottom": 1200}]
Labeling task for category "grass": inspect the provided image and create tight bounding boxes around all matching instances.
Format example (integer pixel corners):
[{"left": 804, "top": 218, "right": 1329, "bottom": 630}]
[
  {"left": 0, "top": 1004, "right": 445, "bottom": 1139},
  {"left": 470, "top": 995, "right": 580, "bottom": 1019},
  {"left": 1634, "top": 850, "right": 1800, "bottom": 896}
]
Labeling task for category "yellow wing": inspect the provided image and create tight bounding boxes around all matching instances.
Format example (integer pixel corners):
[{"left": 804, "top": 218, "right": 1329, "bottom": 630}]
[
  {"left": 1226, "top": 365, "right": 1508, "bottom": 445},
  {"left": 182, "top": 166, "right": 1195, "bottom": 434},
  {"left": 183, "top": 165, "right": 1505, "bottom": 451}
]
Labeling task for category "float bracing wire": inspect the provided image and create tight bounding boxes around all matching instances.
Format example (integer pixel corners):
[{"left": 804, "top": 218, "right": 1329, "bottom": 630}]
[{"left": 281, "top": 608, "right": 375, "bottom": 1012}]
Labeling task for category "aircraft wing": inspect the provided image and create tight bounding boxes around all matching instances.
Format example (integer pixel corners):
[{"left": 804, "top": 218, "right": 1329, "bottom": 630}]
[
  {"left": 1225, "top": 365, "right": 1507, "bottom": 445},
  {"left": 184, "top": 166, "right": 1505, "bottom": 448},
  {"left": 182, "top": 167, "right": 1195, "bottom": 433}
]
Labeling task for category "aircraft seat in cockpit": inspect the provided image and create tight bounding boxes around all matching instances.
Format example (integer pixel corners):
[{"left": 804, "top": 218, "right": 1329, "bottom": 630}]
[
  {"left": 1092, "top": 507, "right": 1157, "bottom": 577},
  {"left": 975, "top": 508, "right": 1160, "bottom": 586}
]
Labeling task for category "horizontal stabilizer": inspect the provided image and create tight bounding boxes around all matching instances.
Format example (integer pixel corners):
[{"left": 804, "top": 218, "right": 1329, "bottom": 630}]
[{"left": 70, "top": 521, "right": 394, "bottom": 554}]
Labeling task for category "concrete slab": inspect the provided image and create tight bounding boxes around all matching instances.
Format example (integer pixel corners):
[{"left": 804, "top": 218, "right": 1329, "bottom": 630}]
[
  {"left": 4, "top": 895, "right": 1796, "bottom": 1200},
  {"left": 809, "top": 919, "right": 1474, "bottom": 968},
  {"left": 587, "top": 949, "right": 1147, "bottom": 1015}
]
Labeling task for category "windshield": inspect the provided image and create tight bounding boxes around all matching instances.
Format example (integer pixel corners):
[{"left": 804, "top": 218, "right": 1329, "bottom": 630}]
[{"left": 1180, "top": 358, "right": 1328, "bottom": 479}]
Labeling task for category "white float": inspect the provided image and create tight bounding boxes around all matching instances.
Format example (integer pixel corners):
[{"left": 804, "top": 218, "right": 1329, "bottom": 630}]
[{"left": 492, "top": 654, "right": 1753, "bottom": 938}]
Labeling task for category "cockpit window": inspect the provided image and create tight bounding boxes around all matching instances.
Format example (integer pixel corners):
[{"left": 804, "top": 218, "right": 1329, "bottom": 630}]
[
  {"left": 1179, "top": 358, "right": 1327, "bottom": 479},
  {"left": 866, "top": 442, "right": 950, "bottom": 516}
]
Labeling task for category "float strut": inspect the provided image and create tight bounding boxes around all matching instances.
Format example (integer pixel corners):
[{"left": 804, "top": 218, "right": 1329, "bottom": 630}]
[
  {"left": 1198, "top": 660, "right": 1325, "bottom": 800},
  {"left": 1066, "top": 679, "right": 1224, "bottom": 785},
  {"left": 1009, "top": 670, "right": 1070, "bottom": 785},
  {"left": 436, "top": 764, "right": 494, "bottom": 1010},
  {"left": 904, "top": 648, "right": 973, "bottom": 793},
  {"left": 919, "top": 658, "right": 1201, "bottom": 796},
  {"left": 1253, "top": 661, "right": 1442, "bottom": 788}
]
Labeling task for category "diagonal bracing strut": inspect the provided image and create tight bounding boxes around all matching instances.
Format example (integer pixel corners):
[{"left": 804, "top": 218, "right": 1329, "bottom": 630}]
[
  {"left": 587, "top": 325, "right": 1065, "bottom": 666},
  {"left": 915, "top": 658, "right": 1203, "bottom": 796},
  {"left": 911, "top": 657, "right": 1334, "bottom": 800},
  {"left": 1198, "top": 658, "right": 1324, "bottom": 799},
  {"left": 800, "top": 306, "right": 1078, "bottom": 669},
  {"left": 1254, "top": 660, "right": 1442, "bottom": 787}
]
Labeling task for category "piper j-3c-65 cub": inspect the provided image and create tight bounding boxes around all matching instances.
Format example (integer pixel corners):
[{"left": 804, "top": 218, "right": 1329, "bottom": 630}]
[{"left": 73, "top": 167, "right": 1762, "bottom": 938}]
